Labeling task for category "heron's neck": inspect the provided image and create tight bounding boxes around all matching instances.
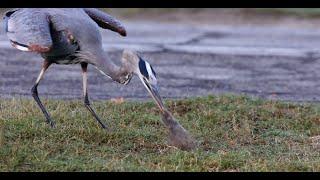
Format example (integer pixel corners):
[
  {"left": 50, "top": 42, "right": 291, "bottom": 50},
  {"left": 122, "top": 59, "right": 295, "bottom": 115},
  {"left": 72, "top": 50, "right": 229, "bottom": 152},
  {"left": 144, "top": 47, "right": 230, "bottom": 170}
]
[{"left": 94, "top": 51, "right": 128, "bottom": 82}]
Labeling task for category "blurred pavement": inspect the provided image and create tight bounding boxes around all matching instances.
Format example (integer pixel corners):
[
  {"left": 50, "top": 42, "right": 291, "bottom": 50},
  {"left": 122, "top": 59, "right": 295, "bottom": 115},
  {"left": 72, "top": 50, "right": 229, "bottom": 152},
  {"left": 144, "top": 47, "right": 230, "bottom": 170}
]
[{"left": 1, "top": 20, "right": 320, "bottom": 102}]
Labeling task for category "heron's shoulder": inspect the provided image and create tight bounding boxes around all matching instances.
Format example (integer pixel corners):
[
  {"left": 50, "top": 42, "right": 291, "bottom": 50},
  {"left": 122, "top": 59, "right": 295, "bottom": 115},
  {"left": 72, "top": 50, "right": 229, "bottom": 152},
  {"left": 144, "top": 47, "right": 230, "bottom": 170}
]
[
  {"left": 45, "top": 9, "right": 99, "bottom": 32},
  {"left": 45, "top": 8, "right": 86, "bottom": 16}
]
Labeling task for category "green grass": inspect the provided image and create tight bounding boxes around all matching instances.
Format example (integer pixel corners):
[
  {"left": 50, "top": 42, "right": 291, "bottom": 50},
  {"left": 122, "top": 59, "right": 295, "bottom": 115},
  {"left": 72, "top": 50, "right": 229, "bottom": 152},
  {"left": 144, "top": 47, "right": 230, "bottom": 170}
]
[{"left": 0, "top": 95, "right": 319, "bottom": 171}]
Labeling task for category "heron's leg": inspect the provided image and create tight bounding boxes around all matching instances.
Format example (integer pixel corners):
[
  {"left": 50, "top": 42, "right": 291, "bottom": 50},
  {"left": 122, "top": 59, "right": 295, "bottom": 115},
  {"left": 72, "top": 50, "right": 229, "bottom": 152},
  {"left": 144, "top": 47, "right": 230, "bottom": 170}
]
[
  {"left": 31, "top": 60, "right": 55, "bottom": 128},
  {"left": 81, "top": 63, "right": 107, "bottom": 129}
]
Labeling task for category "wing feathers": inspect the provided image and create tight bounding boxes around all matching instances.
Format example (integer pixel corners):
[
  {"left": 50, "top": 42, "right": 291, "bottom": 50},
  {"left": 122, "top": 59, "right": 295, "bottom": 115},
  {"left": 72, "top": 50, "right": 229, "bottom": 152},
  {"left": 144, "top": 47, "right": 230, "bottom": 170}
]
[
  {"left": 4, "top": 9, "right": 53, "bottom": 53},
  {"left": 84, "top": 8, "right": 127, "bottom": 36}
]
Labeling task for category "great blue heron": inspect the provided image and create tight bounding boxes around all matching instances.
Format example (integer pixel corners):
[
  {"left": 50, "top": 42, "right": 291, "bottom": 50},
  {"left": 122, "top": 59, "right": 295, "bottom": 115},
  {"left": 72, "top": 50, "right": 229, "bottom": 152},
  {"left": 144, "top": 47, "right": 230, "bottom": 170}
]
[{"left": 3, "top": 8, "right": 196, "bottom": 150}]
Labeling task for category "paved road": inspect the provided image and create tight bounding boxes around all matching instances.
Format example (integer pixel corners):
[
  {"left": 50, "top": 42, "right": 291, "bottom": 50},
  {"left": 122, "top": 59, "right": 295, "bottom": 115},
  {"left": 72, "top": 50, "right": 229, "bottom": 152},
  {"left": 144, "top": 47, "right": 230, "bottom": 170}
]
[{"left": 1, "top": 20, "right": 320, "bottom": 102}]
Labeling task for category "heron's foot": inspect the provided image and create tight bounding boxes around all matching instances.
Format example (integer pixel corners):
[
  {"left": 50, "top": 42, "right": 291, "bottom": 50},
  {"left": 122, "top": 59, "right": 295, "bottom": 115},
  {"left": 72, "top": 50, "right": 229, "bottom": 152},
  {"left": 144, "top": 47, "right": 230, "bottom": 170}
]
[
  {"left": 42, "top": 113, "right": 55, "bottom": 128},
  {"left": 37, "top": 105, "right": 56, "bottom": 128},
  {"left": 97, "top": 121, "right": 108, "bottom": 129},
  {"left": 48, "top": 119, "right": 56, "bottom": 128}
]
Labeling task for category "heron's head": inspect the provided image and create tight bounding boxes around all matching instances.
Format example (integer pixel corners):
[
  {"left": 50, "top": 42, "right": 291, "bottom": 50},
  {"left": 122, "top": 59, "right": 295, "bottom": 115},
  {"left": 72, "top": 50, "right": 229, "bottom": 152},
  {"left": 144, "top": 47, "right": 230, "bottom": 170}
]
[{"left": 122, "top": 50, "right": 165, "bottom": 111}]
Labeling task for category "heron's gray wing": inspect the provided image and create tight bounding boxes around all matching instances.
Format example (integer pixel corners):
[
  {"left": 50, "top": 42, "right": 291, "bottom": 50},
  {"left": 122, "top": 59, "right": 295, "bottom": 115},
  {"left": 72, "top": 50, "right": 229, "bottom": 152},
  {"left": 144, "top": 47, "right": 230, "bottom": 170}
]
[
  {"left": 83, "top": 8, "right": 127, "bottom": 36},
  {"left": 4, "top": 9, "right": 53, "bottom": 53}
]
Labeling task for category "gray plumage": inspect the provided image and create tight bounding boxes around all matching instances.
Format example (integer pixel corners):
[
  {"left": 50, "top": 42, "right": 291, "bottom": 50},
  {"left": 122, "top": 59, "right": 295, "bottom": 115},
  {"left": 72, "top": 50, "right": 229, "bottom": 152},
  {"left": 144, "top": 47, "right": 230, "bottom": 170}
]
[
  {"left": 3, "top": 8, "right": 197, "bottom": 150},
  {"left": 4, "top": 9, "right": 125, "bottom": 68},
  {"left": 2, "top": 8, "right": 163, "bottom": 128}
]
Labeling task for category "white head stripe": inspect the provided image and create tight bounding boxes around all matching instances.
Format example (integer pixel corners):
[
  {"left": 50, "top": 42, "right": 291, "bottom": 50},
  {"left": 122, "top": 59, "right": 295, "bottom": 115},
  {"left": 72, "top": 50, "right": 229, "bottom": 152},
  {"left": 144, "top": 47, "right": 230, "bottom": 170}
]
[{"left": 145, "top": 61, "right": 155, "bottom": 79}]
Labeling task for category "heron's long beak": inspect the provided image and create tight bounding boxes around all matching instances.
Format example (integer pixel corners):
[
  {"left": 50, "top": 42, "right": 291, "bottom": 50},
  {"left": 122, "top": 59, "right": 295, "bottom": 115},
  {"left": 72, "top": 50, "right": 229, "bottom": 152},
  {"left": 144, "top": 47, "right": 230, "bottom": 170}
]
[{"left": 139, "top": 77, "right": 165, "bottom": 112}]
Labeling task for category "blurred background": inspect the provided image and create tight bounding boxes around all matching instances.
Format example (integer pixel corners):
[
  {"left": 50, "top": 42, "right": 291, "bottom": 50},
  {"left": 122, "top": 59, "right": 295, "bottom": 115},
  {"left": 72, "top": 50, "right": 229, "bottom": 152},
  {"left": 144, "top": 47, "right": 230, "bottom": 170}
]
[
  {"left": 1, "top": 8, "right": 320, "bottom": 102},
  {"left": 3, "top": 8, "right": 320, "bottom": 19}
]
